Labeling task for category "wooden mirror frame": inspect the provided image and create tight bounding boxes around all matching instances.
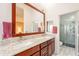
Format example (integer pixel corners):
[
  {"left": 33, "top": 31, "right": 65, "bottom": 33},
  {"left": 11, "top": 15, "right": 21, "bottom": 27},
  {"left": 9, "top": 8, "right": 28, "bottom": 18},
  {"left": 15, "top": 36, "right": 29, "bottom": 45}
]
[{"left": 12, "top": 3, "right": 45, "bottom": 37}]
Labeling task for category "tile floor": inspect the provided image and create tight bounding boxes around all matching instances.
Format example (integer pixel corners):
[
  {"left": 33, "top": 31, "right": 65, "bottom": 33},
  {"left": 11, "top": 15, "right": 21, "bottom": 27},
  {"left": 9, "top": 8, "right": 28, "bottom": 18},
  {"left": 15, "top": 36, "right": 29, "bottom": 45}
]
[{"left": 53, "top": 45, "right": 75, "bottom": 56}]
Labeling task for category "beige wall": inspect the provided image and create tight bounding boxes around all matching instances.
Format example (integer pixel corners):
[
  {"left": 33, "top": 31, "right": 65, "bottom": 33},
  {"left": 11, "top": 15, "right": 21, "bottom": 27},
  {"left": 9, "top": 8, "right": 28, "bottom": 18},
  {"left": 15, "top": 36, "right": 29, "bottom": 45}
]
[{"left": 0, "top": 3, "right": 11, "bottom": 39}]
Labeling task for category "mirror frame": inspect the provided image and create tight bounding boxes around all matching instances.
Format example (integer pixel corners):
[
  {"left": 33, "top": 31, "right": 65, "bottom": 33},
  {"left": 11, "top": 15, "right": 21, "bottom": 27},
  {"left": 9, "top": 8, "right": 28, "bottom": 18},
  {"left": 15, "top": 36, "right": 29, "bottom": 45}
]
[{"left": 12, "top": 3, "right": 45, "bottom": 37}]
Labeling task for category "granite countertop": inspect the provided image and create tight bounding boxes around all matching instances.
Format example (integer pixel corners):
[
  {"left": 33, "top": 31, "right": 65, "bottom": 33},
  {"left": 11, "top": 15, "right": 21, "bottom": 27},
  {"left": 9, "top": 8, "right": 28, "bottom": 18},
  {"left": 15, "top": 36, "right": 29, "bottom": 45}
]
[{"left": 0, "top": 34, "right": 55, "bottom": 56}]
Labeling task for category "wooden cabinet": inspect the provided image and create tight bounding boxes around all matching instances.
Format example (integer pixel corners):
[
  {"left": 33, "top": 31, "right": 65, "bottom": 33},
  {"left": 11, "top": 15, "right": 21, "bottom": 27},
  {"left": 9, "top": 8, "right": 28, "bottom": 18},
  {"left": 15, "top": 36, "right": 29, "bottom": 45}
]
[
  {"left": 48, "top": 38, "right": 55, "bottom": 56},
  {"left": 48, "top": 38, "right": 55, "bottom": 44},
  {"left": 15, "top": 38, "right": 55, "bottom": 56},
  {"left": 48, "top": 44, "right": 52, "bottom": 56},
  {"left": 15, "top": 45, "right": 40, "bottom": 56},
  {"left": 31, "top": 52, "right": 40, "bottom": 56},
  {"left": 41, "top": 47, "right": 48, "bottom": 56},
  {"left": 40, "top": 41, "right": 47, "bottom": 49},
  {"left": 48, "top": 43, "right": 55, "bottom": 56}
]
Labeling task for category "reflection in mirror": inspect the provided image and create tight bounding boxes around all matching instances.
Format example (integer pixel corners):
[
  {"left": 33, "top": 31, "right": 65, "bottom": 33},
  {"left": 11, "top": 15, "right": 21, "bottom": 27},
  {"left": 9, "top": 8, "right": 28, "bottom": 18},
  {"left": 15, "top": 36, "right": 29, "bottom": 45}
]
[
  {"left": 16, "top": 5, "right": 24, "bottom": 34},
  {"left": 15, "top": 3, "right": 45, "bottom": 35}
]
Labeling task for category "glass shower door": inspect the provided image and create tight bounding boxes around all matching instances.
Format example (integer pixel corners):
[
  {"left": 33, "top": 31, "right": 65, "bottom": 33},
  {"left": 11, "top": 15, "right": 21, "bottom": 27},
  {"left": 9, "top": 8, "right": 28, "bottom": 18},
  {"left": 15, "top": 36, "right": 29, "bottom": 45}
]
[
  {"left": 66, "top": 21, "right": 75, "bottom": 46},
  {"left": 60, "top": 21, "right": 75, "bottom": 47},
  {"left": 60, "top": 12, "right": 76, "bottom": 47}
]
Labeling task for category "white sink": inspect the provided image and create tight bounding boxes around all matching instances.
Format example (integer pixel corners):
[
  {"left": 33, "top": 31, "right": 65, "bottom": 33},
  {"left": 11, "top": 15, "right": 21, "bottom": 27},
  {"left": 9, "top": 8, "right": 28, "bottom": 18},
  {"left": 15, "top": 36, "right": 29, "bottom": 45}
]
[
  {"left": 22, "top": 41, "right": 33, "bottom": 45},
  {"left": 11, "top": 40, "right": 33, "bottom": 49}
]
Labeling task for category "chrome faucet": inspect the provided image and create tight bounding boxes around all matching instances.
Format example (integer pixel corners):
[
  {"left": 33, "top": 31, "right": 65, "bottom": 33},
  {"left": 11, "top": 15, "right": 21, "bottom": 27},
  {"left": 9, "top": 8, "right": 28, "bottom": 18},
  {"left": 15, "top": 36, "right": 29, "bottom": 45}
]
[{"left": 19, "top": 36, "right": 23, "bottom": 40}]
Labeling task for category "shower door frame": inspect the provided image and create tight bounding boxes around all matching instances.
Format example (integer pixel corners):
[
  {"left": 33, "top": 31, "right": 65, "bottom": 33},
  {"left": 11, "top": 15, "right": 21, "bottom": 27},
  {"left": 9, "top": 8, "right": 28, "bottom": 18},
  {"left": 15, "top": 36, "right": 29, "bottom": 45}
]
[{"left": 75, "top": 11, "right": 79, "bottom": 55}]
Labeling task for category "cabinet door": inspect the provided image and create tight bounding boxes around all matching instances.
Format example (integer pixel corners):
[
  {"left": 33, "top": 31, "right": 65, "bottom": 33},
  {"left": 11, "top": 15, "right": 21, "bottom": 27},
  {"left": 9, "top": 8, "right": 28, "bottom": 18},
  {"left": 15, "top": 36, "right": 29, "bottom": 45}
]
[
  {"left": 41, "top": 47, "right": 48, "bottom": 56},
  {"left": 15, "top": 45, "right": 40, "bottom": 56},
  {"left": 48, "top": 42, "right": 55, "bottom": 56},
  {"left": 48, "top": 43, "right": 52, "bottom": 56}
]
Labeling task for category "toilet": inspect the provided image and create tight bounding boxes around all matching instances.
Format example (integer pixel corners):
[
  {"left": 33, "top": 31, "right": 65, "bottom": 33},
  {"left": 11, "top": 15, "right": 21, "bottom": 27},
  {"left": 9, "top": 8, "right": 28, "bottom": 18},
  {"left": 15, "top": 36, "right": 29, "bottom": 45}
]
[{"left": 59, "top": 41, "right": 63, "bottom": 46}]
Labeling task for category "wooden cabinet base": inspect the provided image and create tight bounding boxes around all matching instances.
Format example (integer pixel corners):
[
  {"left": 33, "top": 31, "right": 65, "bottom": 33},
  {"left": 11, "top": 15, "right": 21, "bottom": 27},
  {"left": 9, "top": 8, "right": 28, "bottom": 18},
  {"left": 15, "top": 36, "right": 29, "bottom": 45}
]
[{"left": 15, "top": 38, "right": 55, "bottom": 56}]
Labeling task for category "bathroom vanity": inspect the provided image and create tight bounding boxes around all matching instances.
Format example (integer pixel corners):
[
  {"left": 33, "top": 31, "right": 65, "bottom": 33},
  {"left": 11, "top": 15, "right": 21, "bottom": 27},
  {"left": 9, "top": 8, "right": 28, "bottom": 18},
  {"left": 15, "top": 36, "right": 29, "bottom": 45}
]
[
  {"left": 0, "top": 34, "right": 55, "bottom": 56},
  {"left": 15, "top": 38, "right": 55, "bottom": 56},
  {"left": 0, "top": 3, "right": 55, "bottom": 56}
]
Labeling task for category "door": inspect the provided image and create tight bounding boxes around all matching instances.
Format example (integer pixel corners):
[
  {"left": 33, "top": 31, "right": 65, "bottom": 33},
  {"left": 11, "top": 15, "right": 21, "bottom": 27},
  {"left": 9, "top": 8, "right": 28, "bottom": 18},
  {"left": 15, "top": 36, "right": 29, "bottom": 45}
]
[{"left": 60, "top": 12, "right": 76, "bottom": 47}]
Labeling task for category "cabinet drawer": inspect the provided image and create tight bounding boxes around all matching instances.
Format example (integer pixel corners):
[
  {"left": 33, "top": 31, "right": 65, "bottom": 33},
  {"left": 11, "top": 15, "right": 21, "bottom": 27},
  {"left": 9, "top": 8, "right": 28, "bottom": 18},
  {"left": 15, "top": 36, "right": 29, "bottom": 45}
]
[
  {"left": 15, "top": 45, "right": 40, "bottom": 56},
  {"left": 41, "top": 47, "right": 48, "bottom": 56},
  {"left": 32, "top": 51, "right": 40, "bottom": 56},
  {"left": 48, "top": 38, "right": 55, "bottom": 45},
  {"left": 41, "top": 41, "right": 47, "bottom": 49}
]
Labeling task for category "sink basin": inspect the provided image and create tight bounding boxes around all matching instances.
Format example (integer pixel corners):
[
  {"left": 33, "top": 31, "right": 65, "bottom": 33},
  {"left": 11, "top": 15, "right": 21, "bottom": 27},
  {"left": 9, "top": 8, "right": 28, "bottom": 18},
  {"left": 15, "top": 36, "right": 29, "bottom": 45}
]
[
  {"left": 11, "top": 41, "right": 33, "bottom": 49},
  {"left": 14, "top": 37, "right": 26, "bottom": 42},
  {"left": 22, "top": 41, "right": 33, "bottom": 46}
]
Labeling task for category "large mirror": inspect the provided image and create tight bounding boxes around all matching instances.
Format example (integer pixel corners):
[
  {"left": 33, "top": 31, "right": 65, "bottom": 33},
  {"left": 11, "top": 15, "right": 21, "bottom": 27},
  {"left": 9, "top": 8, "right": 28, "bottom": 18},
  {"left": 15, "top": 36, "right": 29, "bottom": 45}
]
[{"left": 12, "top": 3, "right": 45, "bottom": 36}]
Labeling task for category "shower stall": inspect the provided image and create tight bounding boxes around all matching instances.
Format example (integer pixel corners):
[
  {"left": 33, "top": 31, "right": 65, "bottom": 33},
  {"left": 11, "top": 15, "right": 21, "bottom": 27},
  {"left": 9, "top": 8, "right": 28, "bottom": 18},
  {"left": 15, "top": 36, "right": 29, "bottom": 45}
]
[{"left": 60, "top": 11, "right": 79, "bottom": 55}]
